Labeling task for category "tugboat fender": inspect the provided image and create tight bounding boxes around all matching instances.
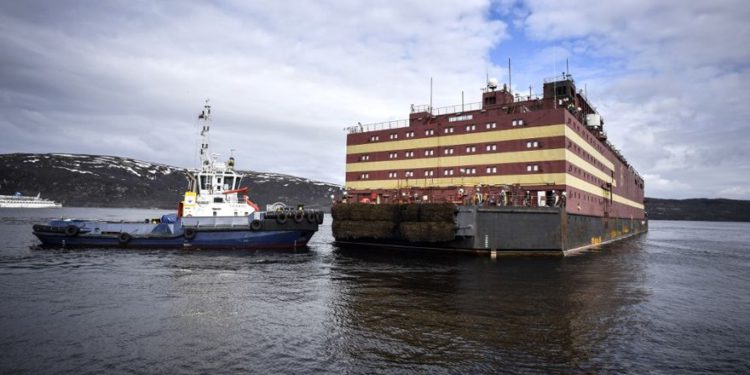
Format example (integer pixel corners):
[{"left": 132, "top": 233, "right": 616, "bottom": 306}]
[
  {"left": 306, "top": 210, "right": 317, "bottom": 223},
  {"left": 184, "top": 228, "right": 197, "bottom": 240},
  {"left": 250, "top": 219, "right": 262, "bottom": 231},
  {"left": 293, "top": 211, "right": 304, "bottom": 223},
  {"left": 276, "top": 212, "right": 287, "bottom": 225},
  {"left": 118, "top": 232, "right": 131, "bottom": 245},
  {"left": 64, "top": 225, "right": 80, "bottom": 237},
  {"left": 316, "top": 211, "right": 324, "bottom": 225}
]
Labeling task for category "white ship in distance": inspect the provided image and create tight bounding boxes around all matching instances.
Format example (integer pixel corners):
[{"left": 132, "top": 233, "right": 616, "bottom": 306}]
[{"left": 0, "top": 192, "right": 62, "bottom": 208}]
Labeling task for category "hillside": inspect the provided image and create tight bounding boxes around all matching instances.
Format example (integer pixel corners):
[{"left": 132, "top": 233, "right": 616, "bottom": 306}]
[
  {"left": 0, "top": 153, "right": 342, "bottom": 210},
  {"left": 644, "top": 198, "right": 750, "bottom": 222},
  {"left": 2, "top": 153, "right": 749, "bottom": 222}
]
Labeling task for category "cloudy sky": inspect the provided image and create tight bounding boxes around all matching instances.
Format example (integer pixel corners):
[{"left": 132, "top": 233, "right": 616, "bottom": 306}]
[{"left": 1, "top": 1, "right": 748, "bottom": 199}]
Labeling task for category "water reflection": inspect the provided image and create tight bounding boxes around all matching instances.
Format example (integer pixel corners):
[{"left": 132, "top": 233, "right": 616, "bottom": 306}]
[{"left": 326, "top": 240, "right": 649, "bottom": 372}]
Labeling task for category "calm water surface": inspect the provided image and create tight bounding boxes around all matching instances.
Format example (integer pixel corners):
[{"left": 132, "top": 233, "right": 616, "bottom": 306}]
[{"left": 1, "top": 207, "right": 749, "bottom": 374}]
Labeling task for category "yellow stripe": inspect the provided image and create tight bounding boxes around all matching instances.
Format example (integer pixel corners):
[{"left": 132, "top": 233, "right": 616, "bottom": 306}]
[
  {"left": 346, "top": 149, "right": 566, "bottom": 173},
  {"left": 346, "top": 124, "right": 567, "bottom": 154},
  {"left": 565, "top": 150, "right": 616, "bottom": 187},
  {"left": 564, "top": 127, "right": 615, "bottom": 170},
  {"left": 565, "top": 175, "right": 644, "bottom": 210},
  {"left": 346, "top": 147, "right": 616, "bottom": 188},
  {"left": 345, "top": 173, "right": 568, "bottom": 190},
  {"left": 612, "top": 194, "right": 644, "bottom": 210}
]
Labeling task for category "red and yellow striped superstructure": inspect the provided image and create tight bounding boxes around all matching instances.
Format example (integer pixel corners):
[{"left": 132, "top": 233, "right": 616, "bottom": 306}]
[{"left": 344, "top": 76, "right": 645, "bottom": 221}]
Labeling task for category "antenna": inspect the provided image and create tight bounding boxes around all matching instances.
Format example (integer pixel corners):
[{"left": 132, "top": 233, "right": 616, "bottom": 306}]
[
  {"left": 508, "top": 58, "right": 512, "bottom": 96},
  {"left": 429, "top": 77, "right": 433, "bottom": 115},
  {"left": 553, "top": 56, "right": 557, "bottom": 109},
  {"left": 566, "top": 58, "right": 569, "bottom": 77}
]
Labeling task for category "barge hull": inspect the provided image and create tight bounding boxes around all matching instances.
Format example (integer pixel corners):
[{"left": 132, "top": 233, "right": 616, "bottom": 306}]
[{"left": 331, "top": 204, "right": 647, "bottom": 255}]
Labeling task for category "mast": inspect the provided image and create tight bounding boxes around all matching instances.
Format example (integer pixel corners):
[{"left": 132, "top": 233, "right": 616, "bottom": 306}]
[{"left": 198, "top": 99, "right": 212, "bottom": 171}]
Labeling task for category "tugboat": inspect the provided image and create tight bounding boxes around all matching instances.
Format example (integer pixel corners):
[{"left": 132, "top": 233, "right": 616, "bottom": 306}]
[{"left": 32, "top": 101, "right": 323, "bottom": 249}]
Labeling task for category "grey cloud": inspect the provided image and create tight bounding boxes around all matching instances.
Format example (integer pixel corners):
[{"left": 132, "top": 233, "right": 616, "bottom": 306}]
[
  {"left": 517, "top": 0, "right": 750, "bottom": 199},
  {"left": 1, "top": 1, "right": 506, "bottom": 186}
]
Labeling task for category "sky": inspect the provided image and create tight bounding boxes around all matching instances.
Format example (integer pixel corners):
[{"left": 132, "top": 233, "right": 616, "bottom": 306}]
[{"left": 1, "top": 0, "right": 749, "bottom": 199}]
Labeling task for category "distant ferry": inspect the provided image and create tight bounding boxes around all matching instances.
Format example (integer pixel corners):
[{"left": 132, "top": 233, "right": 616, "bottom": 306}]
[{"left": 0, "top": 192, "right": 62, "bottom": 208}]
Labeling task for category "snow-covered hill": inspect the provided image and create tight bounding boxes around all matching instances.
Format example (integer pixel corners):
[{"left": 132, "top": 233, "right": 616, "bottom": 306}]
[{"left": 0, "top": 153, "right": 342, "bottom": 209}]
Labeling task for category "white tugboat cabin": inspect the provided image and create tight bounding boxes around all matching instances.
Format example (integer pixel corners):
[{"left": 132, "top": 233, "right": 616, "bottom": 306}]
[{"left": 181, "top": 100, "right": 260, "bottom": 218}]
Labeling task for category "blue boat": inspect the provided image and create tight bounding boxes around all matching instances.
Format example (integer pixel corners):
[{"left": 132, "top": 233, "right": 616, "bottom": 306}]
[{"left": 33, "top": 101, "right": 322, "bottom": 249}]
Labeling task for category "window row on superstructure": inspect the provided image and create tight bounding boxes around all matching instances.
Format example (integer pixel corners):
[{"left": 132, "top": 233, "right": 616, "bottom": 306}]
[
  {"left": 354, "top": 162, "right": 557, "bottom": 180},
  {"left": 363, "top": 118, "right": 530, "bottom": 143},
  {"left": 353, "top": 138, "right": 553, "bottom": 162}
]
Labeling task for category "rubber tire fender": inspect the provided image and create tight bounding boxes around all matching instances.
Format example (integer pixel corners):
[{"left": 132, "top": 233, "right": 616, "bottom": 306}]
[
  {"left": 293, "top": 211, "right": 304, "bottom": 223},
  {"left": 184, "top": 228, "right": 197, "bottom": 240},
  {"left": 276, "top": 212, "right": 287, "bottom": 225},
  {"left": 250, "top": 219, "right": 262, "bottom": 231},
  {"left": 315, "top": 211, "right": 324, "bottom": 225},
  {"left": 118, "top": 232, "right": 131, "bottom": 245},
  {"left": 306, "top": 210, "right": 317, "bottom": 223},
  {"left": 65, "top": 225, "right": 80, "bottom": 237}
]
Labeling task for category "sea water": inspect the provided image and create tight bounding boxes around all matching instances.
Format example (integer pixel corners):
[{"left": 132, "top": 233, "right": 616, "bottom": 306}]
[{"left": 1, "top": 207, "right": 748, "bottom": 374}]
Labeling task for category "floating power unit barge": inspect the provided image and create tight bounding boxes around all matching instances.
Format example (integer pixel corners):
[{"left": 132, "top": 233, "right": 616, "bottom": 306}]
[{"left": 332, "top": 74, "right": 647, "bottom": 255}]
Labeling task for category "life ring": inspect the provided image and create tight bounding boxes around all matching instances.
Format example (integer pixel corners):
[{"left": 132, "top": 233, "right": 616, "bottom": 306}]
[
  {"left": 306, "top": 210, "right": 317, "bottom": 223},
  {"left": 250, "top": 219, "right": 262, "bottom": 231},
  {"left": 276, "top": 212, "right": 287, "bottom": 225},
  {"left": 65, "top": 225, "right": 80, "bottom": 237},
  {"left": 293, "top": 211, "right": 304, "bottom": 223},
  {"left": 118, "top": 232, "right": 131, "bottom": 245},
  {"left": 184, "top": 228, "right": 197, "bottom": 240}
]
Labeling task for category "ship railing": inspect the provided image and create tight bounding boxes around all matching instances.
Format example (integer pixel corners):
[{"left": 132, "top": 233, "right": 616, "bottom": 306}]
[
  {"left": 345, "top": 119, "right": 409, "bottom": 134},
  {"left": 182, "top": 216, "right": 249, "bottom": 228},
  {"left": 544, "top": 73, "right": 574, "bottom": 83},
  {"left": 411, "top": 102, "right": 483, "bottom": 116},
  {"left": 511, "top": 92, "right": 544, "bottom": 102}
]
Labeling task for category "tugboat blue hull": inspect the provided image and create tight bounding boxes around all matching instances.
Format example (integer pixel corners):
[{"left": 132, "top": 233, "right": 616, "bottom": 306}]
[
  {"left": 33, "top": 212, "right": 322, "bottom": 250},
  {"left": 33, "top": 230, "right": 316, "bottom": 249}
]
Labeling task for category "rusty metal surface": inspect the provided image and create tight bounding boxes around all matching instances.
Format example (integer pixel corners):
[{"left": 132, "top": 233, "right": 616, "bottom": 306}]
[{"left": 331, "top": 203, "right": 647, "bottom": 253}]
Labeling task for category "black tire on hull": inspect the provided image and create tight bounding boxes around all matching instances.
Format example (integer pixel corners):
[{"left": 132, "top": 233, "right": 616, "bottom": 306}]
[
  {"left": 184, "top": 228, "right": 197, "bottom": 240},
  {"left": 65, "top": 225, "right": 80, "bottom": 237},
  {"left": 276, "top": 213, "right": 287, "bottom": 225},
  {"left": 118, "top": 232, "right": 131, "bottom": 245},
  {"left": 250, "top": 219, "right": 262, "bottom": 231},
  {"left": 293, "top": 211, "right": 304, "bottom": 223}
]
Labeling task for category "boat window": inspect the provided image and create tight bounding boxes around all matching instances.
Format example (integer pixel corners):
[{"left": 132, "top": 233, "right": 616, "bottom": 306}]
[
  {"left": 214, "top": 197, "right": 224, "bottom": 203},
  {"left": 199, "top": 176, "right": 209, "bottom": 191},
  {"left": 225, "top": 177, "right": 234, "bottom": 190}
]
